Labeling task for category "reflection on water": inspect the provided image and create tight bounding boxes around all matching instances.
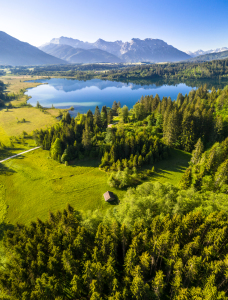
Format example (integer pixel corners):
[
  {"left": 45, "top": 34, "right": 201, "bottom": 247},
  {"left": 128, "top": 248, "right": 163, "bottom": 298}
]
[{"left": 25, "top": 78, "right": 228, "bottom": 115}]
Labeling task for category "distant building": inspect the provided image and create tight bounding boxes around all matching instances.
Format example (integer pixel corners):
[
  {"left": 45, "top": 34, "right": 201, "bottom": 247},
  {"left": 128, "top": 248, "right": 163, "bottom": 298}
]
[{"left": 103, "top": 191, "right": 115, "bottom": 202}]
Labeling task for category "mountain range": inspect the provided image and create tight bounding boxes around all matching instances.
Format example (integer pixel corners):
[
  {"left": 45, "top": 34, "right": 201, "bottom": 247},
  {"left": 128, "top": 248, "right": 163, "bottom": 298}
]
[
  {"left": 188, "top": 50, "right": 228, "bottom": 62},
  {"left": 40, "top": 37, "right": 191, "bottom": 63},
  {"left": 0, "top": 31, "right": 66, "bottom": 66},
  {"left": 1, "top": 30, "right": 228, "bottom": 66},
  {"left": 186, "top": 47, "right": 228, "bottom": 57},
  {"left": 39, "top": 44, "right": 122, "bottom": 64}
]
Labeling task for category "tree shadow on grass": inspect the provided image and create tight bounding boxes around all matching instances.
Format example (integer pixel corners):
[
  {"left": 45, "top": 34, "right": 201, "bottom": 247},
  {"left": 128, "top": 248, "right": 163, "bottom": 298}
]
[
  {"left": 0, "top": 163, "right": 16, "bottom": 176},
  {"left": 70, "top": 158, "right": 101, "bottom": 168},
  {"left": 153, "top": 165, "right": 187, "bottom": 177},
  {"left": 67, "top": 149, "right": 191, "bottom": 185},
  {"left": 0, "top": 147, "right": 25, "bottom": 161},
  {"left": 17, "top": 120, "right": 31, "bottom": 124},
  {"left": 0, "top": 223, "right": 14, "bottom": 241}
]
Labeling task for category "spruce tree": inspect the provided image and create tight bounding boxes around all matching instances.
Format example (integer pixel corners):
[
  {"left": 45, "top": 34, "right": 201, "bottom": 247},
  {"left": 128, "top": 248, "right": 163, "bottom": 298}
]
[
  {"left": 93, "top": 106, "right": 101, "bottom": 128},
  {"left": 179, "top": 167, "right": 192, "bottom": 189},
  {"left": 190, "top": 138, "right": 204, "bottom": 165},
  {"left": 101, "top": 106, "right": 107, "bottom": 128}
]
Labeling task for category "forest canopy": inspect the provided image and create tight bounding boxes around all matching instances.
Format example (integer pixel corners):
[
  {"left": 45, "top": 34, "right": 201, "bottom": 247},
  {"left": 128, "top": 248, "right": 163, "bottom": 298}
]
[{"left": 1, "top": 202, "right": 228, "bottom": 299}]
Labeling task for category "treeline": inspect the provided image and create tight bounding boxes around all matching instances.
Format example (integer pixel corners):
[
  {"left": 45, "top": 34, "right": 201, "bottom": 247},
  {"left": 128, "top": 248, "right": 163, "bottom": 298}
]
[
  {"left": 2, "top": 202, "right": 228, "bottom": 299},
  {"left": 9, "top": 64, "right": 127, "bottom": 77},
  {"left": 0, "top": 80, "right": 4, "bottom": 93},
  {"left": 0, "top": 80, "right": 6, "bottom": 107},
  {"left": 98, "top": 59, "right": 228, "bottom": 81},
  {"left": 8, "top": 59, "right": 228, "bottom": 82},
  {"left": 34, "top": 102, "right": 168, "bottom": 171},
  {"left": 0, "top": 80, "right": 21, "bottom": 108},
  {"left": 180, "top": 137, "right": 228, "bottom": 193},
  {"left": 132, "top": 84, "right": 228, "bottom": 152},
  {"left": 34, "top": 105, "right": 115, "bottom": 162}
]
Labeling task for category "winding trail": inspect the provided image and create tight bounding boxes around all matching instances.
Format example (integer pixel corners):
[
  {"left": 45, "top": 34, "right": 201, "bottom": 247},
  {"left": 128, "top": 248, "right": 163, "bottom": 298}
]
[{"left": 0, "top": 146, "right": 41, "bottom": 163}]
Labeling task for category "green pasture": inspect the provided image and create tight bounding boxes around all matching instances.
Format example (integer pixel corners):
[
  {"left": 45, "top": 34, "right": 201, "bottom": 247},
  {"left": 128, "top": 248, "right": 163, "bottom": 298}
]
[
  {"left": 0, "top": 147, "right": 190, "bottom": 226},
  {"left": 149, "top": 149, "right": 191, "bottom": 186},
  {"left": 0, "top": 149, "right": 125, "bottom": 225}
]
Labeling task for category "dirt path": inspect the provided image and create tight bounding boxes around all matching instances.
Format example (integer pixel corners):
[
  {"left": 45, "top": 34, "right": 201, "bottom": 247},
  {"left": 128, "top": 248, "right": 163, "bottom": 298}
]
[{"left": 0, "top": 146, "right": 41, "bottom": 163}]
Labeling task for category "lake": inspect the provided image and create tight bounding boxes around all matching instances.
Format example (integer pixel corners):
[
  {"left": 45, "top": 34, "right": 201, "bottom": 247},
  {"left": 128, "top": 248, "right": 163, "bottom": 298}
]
[{"left": 25, "top": 78, "right": 221, "bottom": 115}]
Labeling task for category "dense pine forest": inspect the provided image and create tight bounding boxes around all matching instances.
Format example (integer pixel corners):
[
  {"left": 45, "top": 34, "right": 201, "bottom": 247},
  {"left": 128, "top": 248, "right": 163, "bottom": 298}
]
[
  {"left": 2, "top": 205, "right": 228, "bottom": 299},
  {"left": 97, "top": 59, "right": 228, "bottom": 81},
  {"left": 2, "top": 72, "right": 228, "bottom": 299}
]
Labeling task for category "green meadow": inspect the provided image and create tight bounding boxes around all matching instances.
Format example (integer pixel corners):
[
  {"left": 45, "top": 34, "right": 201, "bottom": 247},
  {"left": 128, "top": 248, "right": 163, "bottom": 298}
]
[{"left": 0, "top": 147, "right": 190, "bottom": 225}]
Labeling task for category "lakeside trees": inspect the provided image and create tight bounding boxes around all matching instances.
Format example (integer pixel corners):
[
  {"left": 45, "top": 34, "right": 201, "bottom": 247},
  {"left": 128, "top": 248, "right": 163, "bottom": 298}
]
[{"left": 132, "top": 85, "right": 228, "bottom": 152}]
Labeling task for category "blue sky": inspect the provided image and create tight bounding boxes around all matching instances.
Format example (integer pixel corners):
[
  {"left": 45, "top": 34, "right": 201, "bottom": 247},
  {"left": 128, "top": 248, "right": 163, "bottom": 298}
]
[{"left": 1, "top": 0, "right": 228, "bottom": 52}]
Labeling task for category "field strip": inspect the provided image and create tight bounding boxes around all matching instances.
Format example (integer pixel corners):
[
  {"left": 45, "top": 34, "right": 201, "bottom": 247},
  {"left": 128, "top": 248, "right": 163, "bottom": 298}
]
[{"left": 0, "top": 146, "right": 41, "bottom": 163}]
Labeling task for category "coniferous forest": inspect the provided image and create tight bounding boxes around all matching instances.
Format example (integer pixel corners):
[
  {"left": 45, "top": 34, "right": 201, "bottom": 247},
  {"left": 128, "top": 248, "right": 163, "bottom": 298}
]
[
  {"left": 2, "top": 205, "right": 228, "bottom": 299},
  {"left": 2, "top": 68, "right": 228, "bottom": 299}
]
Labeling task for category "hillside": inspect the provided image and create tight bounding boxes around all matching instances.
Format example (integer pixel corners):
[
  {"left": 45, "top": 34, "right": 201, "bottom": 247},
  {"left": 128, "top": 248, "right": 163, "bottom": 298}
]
[
  {"left": 189, "top": 50, "right": 228, "bottom": 62},
  {"left": 186, "top": 47, "right": 228, "bottom": 57},
  {"left": 0, "top": 31, "right": 66, "bottom": 66},
  {"left": 39, "top": 44, "right": 122, "bottom": 63},
  {"left": 42, "top": 37, "right": 191, "bottom": 63}
]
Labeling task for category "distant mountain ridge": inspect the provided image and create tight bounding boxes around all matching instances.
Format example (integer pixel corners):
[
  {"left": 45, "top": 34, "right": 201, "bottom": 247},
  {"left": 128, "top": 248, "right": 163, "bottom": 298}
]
[
  {"left": 0, "top": 31, "right": 66, "bottom": 66},
  {"left": 188, "top": 50, "right": 228, "bottom": 62},
  {"left": 186, "top": 47, "right": 228, "bottom": 57},
  {"left": 41, "top": 37, "right": 191, "bottom": 63},
  {"left": 39, "top": 44, "right": 122, "bottom": 64}
]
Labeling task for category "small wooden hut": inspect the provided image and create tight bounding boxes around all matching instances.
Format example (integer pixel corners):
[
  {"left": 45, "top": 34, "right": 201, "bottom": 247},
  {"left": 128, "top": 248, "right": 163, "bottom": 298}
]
[{"left": 103, "top": 191, "right": 115, "bottom": 202}]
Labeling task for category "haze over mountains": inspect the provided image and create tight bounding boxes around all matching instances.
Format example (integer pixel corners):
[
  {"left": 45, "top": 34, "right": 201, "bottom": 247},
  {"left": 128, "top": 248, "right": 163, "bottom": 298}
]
[
  {"left": 40, "top": 37, "right": 191, "bottom": 63},
  {"left": 1, "top": 30, "right": 228, "bottom": 66},
  {"left": 0, "top": 31, "right": 66, "bottom": 66},
  {"left": 40, "top": 44, "right": 122, "bottom": 64},
  {"left": 189, "top": 50, "right": 228, "bottom": 62},
  {"left": 186, "top": 47, "right": 228, "bottom": 57}
]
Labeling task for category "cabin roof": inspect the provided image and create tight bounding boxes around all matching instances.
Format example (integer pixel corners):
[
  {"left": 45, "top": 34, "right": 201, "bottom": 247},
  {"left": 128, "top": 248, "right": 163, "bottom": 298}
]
[{"left": 103, "top": 191, "right": 115, "bottom": 201}]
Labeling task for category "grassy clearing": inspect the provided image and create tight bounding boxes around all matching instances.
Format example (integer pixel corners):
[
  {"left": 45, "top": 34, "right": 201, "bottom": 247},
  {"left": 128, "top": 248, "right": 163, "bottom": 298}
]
[
  {"left": 149, "top": 149, "right": 191, "bottom": 186},
  {"left": 0, "top": 107, "right": 58, "bottom": 138},
  {"left": 0, "top": 148, "right": 190, "bottom": 225},
  {"left": 0, "top": 149, "right": 126, "bottom": 225}
]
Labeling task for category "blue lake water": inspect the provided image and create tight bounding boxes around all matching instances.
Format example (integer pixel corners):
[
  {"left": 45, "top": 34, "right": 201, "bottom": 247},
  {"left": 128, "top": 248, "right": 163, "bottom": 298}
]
[{"left": 26, "top": 78, "right": 197, "bottom": 115}]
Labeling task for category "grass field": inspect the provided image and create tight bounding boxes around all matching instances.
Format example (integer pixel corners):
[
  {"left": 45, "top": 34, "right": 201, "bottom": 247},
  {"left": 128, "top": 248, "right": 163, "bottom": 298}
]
[
  {"left": 0, "top": 76, "right": 64, "bottom": 146},
  {"left": 0, "top": 147, "right": 190, "bottom": 225},
  {"left": 0, "top": 107, "right": 58, "bottom": 139},
  {"left": 149, "top": 149, "right": 191, "bottom": 186},
  {"left": 0, "top": 149, "right": 126, "bottom": 224}
]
